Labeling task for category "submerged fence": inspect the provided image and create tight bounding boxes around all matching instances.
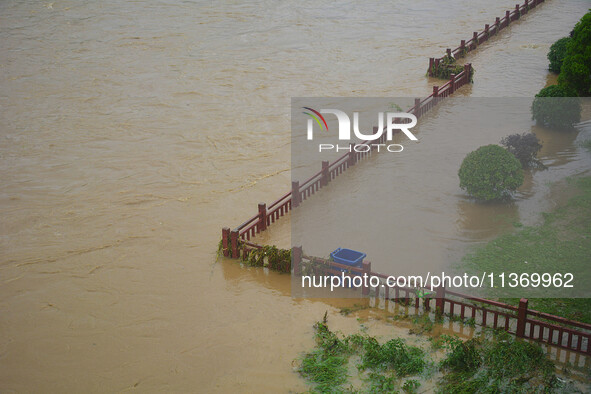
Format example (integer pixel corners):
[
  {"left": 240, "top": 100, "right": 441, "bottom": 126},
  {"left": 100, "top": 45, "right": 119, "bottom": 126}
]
[
  {"left": 428, "top": 0, "right": 547, "bottom": 76},
  {"left": 219, "top": 60, "right": 591, "bottom": 356},
  {"left": 293, "top": 250, "right": 591, "bottom": 358},
  {"left": 222, "top": 63, "right": 473, "bottom": 258},
  {"left": 216, "top": 0, "right": 590, "bottom": 358}
]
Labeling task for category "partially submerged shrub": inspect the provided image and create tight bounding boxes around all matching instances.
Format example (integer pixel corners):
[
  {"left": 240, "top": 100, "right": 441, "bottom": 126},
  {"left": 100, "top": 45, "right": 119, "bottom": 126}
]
[
  {"left": 429, "top": 56, "right": 474, "bottom": 81},
  {"left": 531, "top": 85, "right": 581, "bottom": 129},
  {"left": 547, "top": 37, "right": 571, "bottom": 74},
  {"left": 458, "top": 145, "right": 524, "bottom": 201},
  {"left": 500, "top": 133, "right": 544, "bottom": 169}
]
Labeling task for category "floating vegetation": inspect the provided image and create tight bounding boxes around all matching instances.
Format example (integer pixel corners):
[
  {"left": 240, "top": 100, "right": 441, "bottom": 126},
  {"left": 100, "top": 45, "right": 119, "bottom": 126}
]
[
  {"left": 296, "top": 314, "right": 429, "bottom": 393},
  {"left": 296, "top": 315, "right": 585, "bottom": 393},
  {"left": 243, "top": 245, "right": 291, "bottom": 273},
  {"left": 437, "top": 332, "right": 566, "bottom": 393}
]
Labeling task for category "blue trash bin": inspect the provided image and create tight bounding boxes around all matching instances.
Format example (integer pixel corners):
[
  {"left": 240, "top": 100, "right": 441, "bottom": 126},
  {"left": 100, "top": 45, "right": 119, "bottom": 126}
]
[{"left": 330, "top": 248, "right": 366, "bottom": 274}]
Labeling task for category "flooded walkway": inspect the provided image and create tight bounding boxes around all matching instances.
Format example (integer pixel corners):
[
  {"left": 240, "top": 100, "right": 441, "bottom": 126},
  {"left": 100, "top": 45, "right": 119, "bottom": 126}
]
[{"left": 1, "top": 0, "right": 590, "bottom": 391}]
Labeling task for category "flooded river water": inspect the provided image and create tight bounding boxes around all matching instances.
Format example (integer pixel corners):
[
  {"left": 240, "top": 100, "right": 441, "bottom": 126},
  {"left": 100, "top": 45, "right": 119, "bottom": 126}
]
[{"left": 1, "top": 0, "right": 590, "bottom": 391}]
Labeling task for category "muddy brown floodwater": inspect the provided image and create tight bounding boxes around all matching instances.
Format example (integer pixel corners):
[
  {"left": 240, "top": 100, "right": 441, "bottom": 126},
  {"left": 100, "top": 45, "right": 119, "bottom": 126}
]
[{"left": 1, "top": 0, "right": 590, "bottom": 392}]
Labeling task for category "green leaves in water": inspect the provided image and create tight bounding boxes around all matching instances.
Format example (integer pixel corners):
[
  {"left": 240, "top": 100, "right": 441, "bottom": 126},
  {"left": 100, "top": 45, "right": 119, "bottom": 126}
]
[
  {"left": 243, "top": 245, "right": 291, "bottom": 273},
  {"left": 297, "top": 317, "right": 578, "bottom": 393},
  {"left": 437, "top": 332, "right": 564, "bottom": 393},
  {"left": 217, "top": 234, "right": 292, "bottom": 274},
  {"left": 297, "top": 318, "right": 427, "bottom": 393}
]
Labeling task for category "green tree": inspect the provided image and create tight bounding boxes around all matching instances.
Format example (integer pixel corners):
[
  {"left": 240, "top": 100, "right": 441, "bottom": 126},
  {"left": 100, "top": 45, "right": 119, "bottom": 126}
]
[
  {"left": 558, "top": 11, "right": 591, "bottom": 96},
  {"left": 458, "top": 145, "right": 524, "bottom": 201},
  {"left": 547, "top": 37, "right": 571, "bottom": 74},
  {"left": 531, "top": 85, "right": 581, "bottom": 129}
]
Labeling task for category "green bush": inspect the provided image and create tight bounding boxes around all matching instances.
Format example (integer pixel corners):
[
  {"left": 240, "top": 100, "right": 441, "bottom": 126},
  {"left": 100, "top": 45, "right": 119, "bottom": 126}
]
[
  {"left": 531, "top": 85, "right": 581, "bottom": 129},
  {"left": 557, "top": 11, "right": 591, "bottom": 96},
  {"left": 559, "top": 53, "right": 591, "bottom": 96},
  {"left": 458, "top": 145, "right": 524, "bottom": 201},
  {"left": 547, "top": 37, "right": 571, "bottom": 73}
]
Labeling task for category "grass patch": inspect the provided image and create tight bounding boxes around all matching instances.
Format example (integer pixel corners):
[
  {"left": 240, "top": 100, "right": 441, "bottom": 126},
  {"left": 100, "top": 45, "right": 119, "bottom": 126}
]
[
  {"left": 460, "top": 175, "right": 591, "bottom": 315},
  {"left": 436, "top": 331, "right": 575, "bottom": 393},
  {"left": 503, "top": 297, "right": 591, "bottom": 325}
]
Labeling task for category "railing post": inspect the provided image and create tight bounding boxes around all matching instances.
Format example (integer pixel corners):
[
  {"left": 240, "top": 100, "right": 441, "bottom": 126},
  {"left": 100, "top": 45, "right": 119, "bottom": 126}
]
[
  {"left": 524, "top": 0, "right": 529, "bottom": 13},
  {"left": 292, "top": 246, "right": 302, "bottom": 275},
  {"left": 257, "top": 203, "right": 267, "bottom": 233},
  {"left": 515, "top": 4, "right": 520, "bottom": 19},
  {"left": 449, "top": 74, "right": 456, "bottom": 94},
  {"left": 484, "top": 24, "right": 490, "bottom": 39},
  {"left": 321, "top": 161, "right": 329, "bottom": 186},
  {"left": 446, "top": 48, "right": 452, "bottom": 59},
  {"left": 473, "top": 31, "right": 478, "bottom": 47},
  {"left": 428, "top": 57, "right": 434, "bottom": 76},
  {"left": 230, "top": 229, "right": 239, "bottom": 258},
  {"left": 362, "top": 260, "right": 371, "bottom": 296},
  {"left": 506, "top": 10, "right": 511, "bottom": 25},
  {"left": 435, "top": 286, "right": 445, "bottom": 315},
  {"left": 348, "top": 143, "right": 356, "bottom": 166},
  {"left": 292, "top": 181, "right": 300, "bottom": 208},
  {"left": 460, "top": 40, "right": 466, "bottom": 54},
  {"left": 516, "top": 298, "right": 529, "bottom": 337},
  {"left": 464, "top": 63, "right": 472, "bottom": 83},
  {"left": 414, "top": 98, "right": 421, "bottom": 118},
  {"left": 495, "top": 17, "right": 500, "bottom": 32},
  {"left": 222, "top": 227, "right": 230, "bottom": 257},
  {"left": 432, "top": 85, "right": 439, "bottom": 104}
]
